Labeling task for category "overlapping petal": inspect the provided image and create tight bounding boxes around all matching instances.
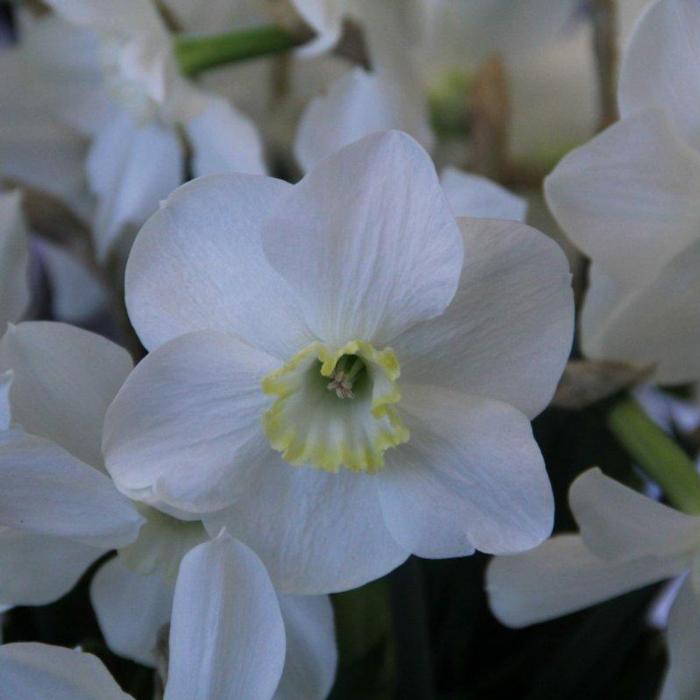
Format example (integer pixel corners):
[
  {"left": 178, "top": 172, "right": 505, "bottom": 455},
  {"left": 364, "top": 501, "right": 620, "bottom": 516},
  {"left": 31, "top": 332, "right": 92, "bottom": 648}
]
[
  {"left": 0, "top": 643, "right": 132, "bottom": 700},
  {"left": 0, "top": 429, "right": 142, "bottom": 548},
  {"left": 204, "top": 461, "right": 408, "bottom": 594},
  {"left": 104, "top": 330, "right": 277, "bottom": 513},
  {"left": 87, "top": 111, "right": 183, "bottom": 261},
  {"left": 261, "top": 131, "right": 463, "bottom": 346},
  {"left": 125, "top": 174, "right": 311, "bottom": 357},
  {"left": 393, "top": 219, "right": 573, "bottom": 418},
  {"left": 440, "top": 168, "right": 527, "bottom": 221},
  {"left": 569, "top": 468, "right": 700, "bottom": 561},
  {"left": 276, "top": 595, "right": 337, "bottom": 700},
  {"left": 0, "top": 321, "right": 133, "bottom": 467},
  {"left": 91, "top": 558, "right": 173, "bottom": 667},
  {"left": 486, "top": 535, "right": 687, "bottom": 628},
  {"left": 165, "top": 535, "right": 286, "bottom": 700},
  {"left": 0, "top": 528, "right": 103, "bottom": 607},
  {"left": 619, "top": 0, "right": 700, "bottom": 149},
  {"left": 378, "top": 384, "right": 552, "bottom": 557},
  {"left": 545, "top": 110, "right": 700, "bottom": 289},
  {"left": 186, "top": 95, "right": 266, "bottom": 178}
]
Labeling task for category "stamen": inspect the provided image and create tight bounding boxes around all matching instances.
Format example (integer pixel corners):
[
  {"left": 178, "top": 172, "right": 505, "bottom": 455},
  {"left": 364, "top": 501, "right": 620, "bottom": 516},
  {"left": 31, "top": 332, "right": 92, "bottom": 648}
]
[{"left": 327, "top": 370, "right": 355, "bottom": 399}]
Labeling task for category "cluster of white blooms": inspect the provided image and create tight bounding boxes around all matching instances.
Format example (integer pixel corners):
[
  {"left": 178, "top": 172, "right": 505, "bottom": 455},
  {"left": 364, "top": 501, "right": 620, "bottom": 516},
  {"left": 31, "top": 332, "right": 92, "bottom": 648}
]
[{"left": 0, "top": 0, "right": 697, "bottom": 697}]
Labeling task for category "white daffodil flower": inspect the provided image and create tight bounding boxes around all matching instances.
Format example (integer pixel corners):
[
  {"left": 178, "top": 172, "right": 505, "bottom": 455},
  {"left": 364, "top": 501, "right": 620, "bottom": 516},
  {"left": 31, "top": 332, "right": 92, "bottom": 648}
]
[
  {"left": 0, "top": 532, "right": 331, "bottom": 700},
  {"left": 0, "top": 0, "right": 265, "bottom": 261},
  {"left": 546, "top": 0, "right": 700, "bottom": 385},
  {"left": 0, "top": 322, "right": 335, "bottom": 698},
  {"left": 486, "top": 467, "right": 700, "bottom": 700},
  {"left": 103, "top": 130, "right": 574, "bottom": 594}
]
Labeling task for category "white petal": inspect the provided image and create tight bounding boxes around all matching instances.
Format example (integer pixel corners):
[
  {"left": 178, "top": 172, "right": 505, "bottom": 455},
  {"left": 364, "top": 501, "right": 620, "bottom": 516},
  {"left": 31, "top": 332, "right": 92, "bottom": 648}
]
[
  {"left": 165, "top": 534, "right": 286, "bottom": 700},
  {"left": 295, "top": 68, "right": 395, "bottom": 173},
  {"left": 125, "top": 173, "right": 311, "bottom": 357},
  {"left": 0, "top": 528, "right": 103, "bottom": 606},
  {"left": 440, "top": 168, "right": 527, "bottom": 221},
  {"left": 619, "top": 0, "right": 700, "bottom": 149},
  {"left": 585, "top": 236, "right": 700, "bottom": 384},
  {"left": 87, "top": 111, "right": 183, "bottom": 261},
  {"left": 275, "top": 595, "right": 337, "bottom": 700},
  {"left": 21, "top": 15, "right": 111, "bottom": 137},
  {"left": 36, "top": 239, "right": 107, "bottom": 323},
  {"left": 0, "top": 429, "right": 142, "bottom": 548},
  {"left": 186, "top": 95, "right": 266, "bottom": 177},
  {"left": 0, "top": 321, "right": 133, "bottom": 467},
  {"left": 0, "top": 643, "right": 131, "bottom": 700},
  {"left": 203, "top": 461, "right": 408, "bottom": 594},
  {"left": 261, "top": 131, "right": 463, "bottom": 346},
  {"left": 104, "top": 331, "right": 277, "bottom": 514},
  {"left": 569, "top": 468, "right": 700, "bottom": 561},
  {"left": 486, "top": 534, "right": 687, "bottom": 628},
  {"left": 664, "top": 577, "right": 700, "bottom": 699},
  {"left": 545, "top": 110, "right": 700, "bottom": 289},
  {"left": 91, "top": 558, "right": 173, "bottom": 667},
  {"left": 393, "top": 219, "right": 573, "bottom": 419},
  {"left": 0, "top": 191, "right": 30, "bottom": 330},
  {"left": 0, "top": 48, "right": 90, "bottom": 217},
  {"left": 378, "top": 384, "right": 552, "bottom": 557}
]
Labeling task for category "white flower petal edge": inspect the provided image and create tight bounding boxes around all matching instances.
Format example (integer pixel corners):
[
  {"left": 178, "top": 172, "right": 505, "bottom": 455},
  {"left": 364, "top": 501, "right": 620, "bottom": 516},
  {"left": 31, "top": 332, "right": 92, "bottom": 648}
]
[
  {"left": 392, "top": 219, "right": 573, "bottom": 419},
  {"left": 486, "top": 534, "right": 687, "bottom": 628},
  {"left": 619, "top": 0, "right": 700, "bottom": 149},
  {"left": 90, "top": 558, "right": 173, "bottom": 667},
  {"left": 87, "top": 111, "right": 183, "bottom": 261},
  {"left": 569, "top": 468, "right": 700, "bottom": 561},
  {"left": 186, "top": 95, "right": 266, "bottom": 178},
  {"left": 378, "top": 384, "right": 552, "bottom": 557},
  {"left": 0, "top": 642, "right": 132, "bottom": 700},
  {"left": 545, "top": 109, "right": 700, "bottom": 290},
  {"left": 164, "top": 533, "right": 286, "bottom": 700},
  {"left": 0, "top": 191, "right": 29, "bottom": 332},
  {"left": 125, "top": 173, "right": 310, "bottom": 358},
  {"left": 440, "top": 168, "right": 527, "bottom": 221},
  {"left": 275, "top": 595, "right": 337, "bottom": 700},
  {"left": 582, "top": 236, "right": 700, "bottom": 385},
  {"left": 261, "top": 130, "right": 463, "bottom": 346},
  {"left": 0, "top": 429, "right": 142, "bottom": 548},
  {"left": 104, "top": 330, "right": 278, "bottom": 513},
  {"left": 0, "top": 529, "right": 104, "bottom": 607},
  {"left": 0, "top": 321, "right": 133, "bottom": 468}
]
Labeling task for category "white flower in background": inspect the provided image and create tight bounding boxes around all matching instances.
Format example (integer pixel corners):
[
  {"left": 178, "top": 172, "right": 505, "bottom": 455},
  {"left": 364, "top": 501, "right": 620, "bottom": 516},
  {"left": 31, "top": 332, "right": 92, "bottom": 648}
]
[
  {"left": 0, "top": 533, "right": 330, "bottom": 700},
  {"left": 103, "top": 130, "right": 574, "bottom": 594},
  {"left": 0, "top": 322, "right": 335, "bottom": 698},
  {"left": 0, "top": 0, "right": 265, "bottom": 261},
  {"left": 295, "top": 67, "right": 527, "bottom": 221},
  {"left": 546, "top": 0, "right": 700, "bottom": 385},
  {"left": 487, "top": 467, "right": 700, "bottom": 700}
]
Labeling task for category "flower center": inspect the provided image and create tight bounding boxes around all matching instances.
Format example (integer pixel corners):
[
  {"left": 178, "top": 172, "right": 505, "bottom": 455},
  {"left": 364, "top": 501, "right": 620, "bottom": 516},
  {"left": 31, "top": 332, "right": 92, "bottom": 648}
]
[{"left": 261, "top": 340, "right": 409, "bottom": 474}]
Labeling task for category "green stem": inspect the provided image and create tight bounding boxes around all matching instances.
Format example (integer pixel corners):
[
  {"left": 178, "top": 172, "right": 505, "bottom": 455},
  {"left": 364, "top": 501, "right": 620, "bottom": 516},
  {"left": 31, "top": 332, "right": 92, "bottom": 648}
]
[
  {"left": 174, "top": 25, "right": 303, "bottom": 77},
  {"left": 608, "top": 396, "right": 700, "bottom": 514}
]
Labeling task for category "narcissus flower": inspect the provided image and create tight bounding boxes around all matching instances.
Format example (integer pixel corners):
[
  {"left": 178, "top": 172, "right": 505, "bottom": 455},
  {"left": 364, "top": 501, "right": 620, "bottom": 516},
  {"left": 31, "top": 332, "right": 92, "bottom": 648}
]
[
  {"left": 0, "top": 321, "right": 335, "bottom": 698},
  {"left": 104, "top": 130, "right": 574, "bottom": 594},
  {"left": 0, "top": 533, "right": 332, "bottom": 700},
  {"left": 546, "top": 0, "right": 700, "bottom": 384},
  {"left": 0, "top": 0, "right": 265, "bottom": 260},
  {"left": 487, "top": 467, "right": 700, "bottom": 700}
]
